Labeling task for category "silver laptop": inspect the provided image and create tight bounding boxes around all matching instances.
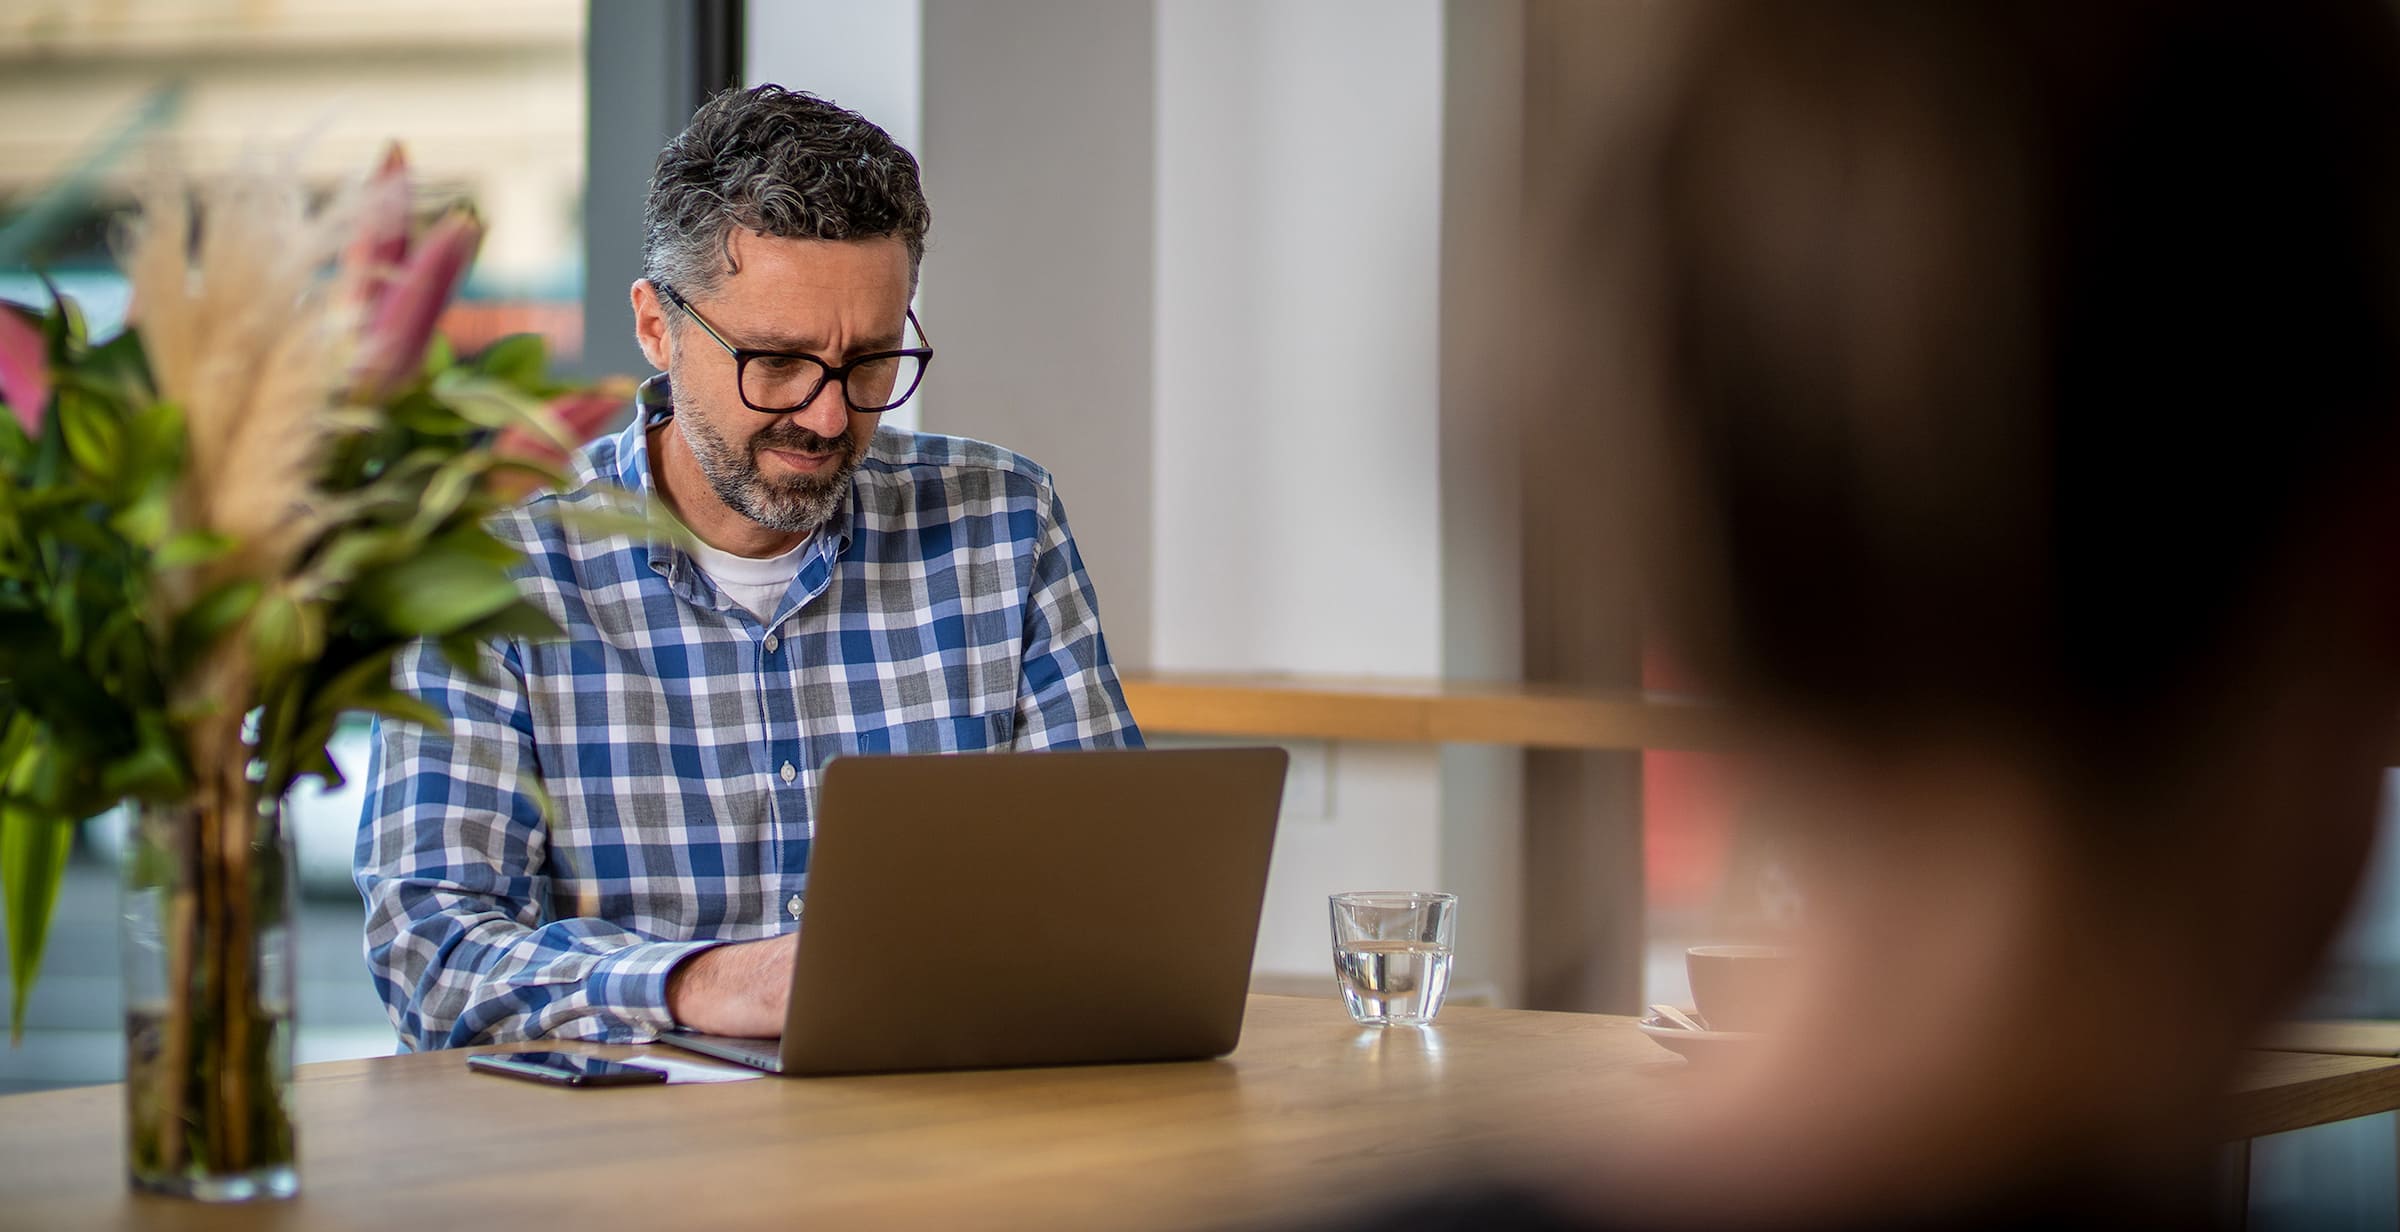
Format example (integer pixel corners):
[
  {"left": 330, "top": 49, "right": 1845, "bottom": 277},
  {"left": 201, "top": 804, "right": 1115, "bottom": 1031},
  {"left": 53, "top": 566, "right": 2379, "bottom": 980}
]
[{"left": 656, "top": 746, "right": 1287, "bottom": 1076}]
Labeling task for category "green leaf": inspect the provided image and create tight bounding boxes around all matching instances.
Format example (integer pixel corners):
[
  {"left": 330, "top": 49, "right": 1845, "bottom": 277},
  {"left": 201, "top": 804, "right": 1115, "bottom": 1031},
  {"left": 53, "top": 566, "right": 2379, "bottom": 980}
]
[
  {"left": 36, "top": 508, "right": 118, "bottom": 556},
  {"left": 351, "top": 549, "right": 520, "bottom": 636},
  {"left": 0, "top": 401, "right": 32, "bottom": 461},
  {"left": 291, "top": 741, "right": 344, "bottom": 793},
  {"left": 346, "top": 687, "right": 451, "bottom": 732},
  {"left": 0, "top": 716, "right": 31, "bottom": 786},
  {"left": 42, "top": 284, "right": 86, "bottom": 354},
  {"left": 0, "top": 718, "right": 57, "bottom": 802},
  {"left": 55, "top": 392, "right": 122, "bottom": 479},
  {"left": 409, "top": 456, "right": 484, "bottom": 536},
  {"left": 116, "top": 399, "right": 183, "bottom": 488},
  {"left": 301, "top": 656, "right": 392, "bottom": 733},
  {"left": 429, "top": 523, "right": 524, "bottom": 568},
  {"left": 544, "top": 496, "right": 693, "bottom": 552},
  {"left": 172, "top": 576, "right": 263, "bottom": 660},
  {"left": 87, "top": 610, "right": 153, "bottom": 696},
  {"left": 420, "top": 333, "right": 454, "bottom": 382},
  {"left": 0, "top": 807, "right": 74, "bottom": 1044},
  {"left": 100, "top": 742, "right": 185, "bottom": 801},
  {"left": 483, "top": 455, "right": 569, "bottom": 492},
  {"left": 25, "top": 385, "right": 67, "bottom": 486},
  {"left": 303, "top": 652, "right": 453, "bottom": 738},
  {"left": 247, "top": 588, "right": 323, "bottom": 676},
  {"left": 108, "top": 492, "right": 170, "bottom": 547},
  {"left": 43, "top": 572, "right": 80, "bottom": 660},
  {"left": 153, "top": 529, "right": 236, "bottom": 570},
  {"left": 82, "top": 329, "right": 156, "bottom": 403},
  {"left": 436, "top": 631, "right": 496, "bottom": 686},
  {"left": 473, "top": 334, "right": 548, "bottom": 389},
  {"left": 462, "top": 598, "right": 564, "bottom": 643},
  {"left": 390, "top": 397, "right": 478, "bottom": 438},
  {"left": 303, "top": 528, "right": 404, "bottom": 589},
  {"left": 429, "top": 369, "right": 549, "bottom": 434}
]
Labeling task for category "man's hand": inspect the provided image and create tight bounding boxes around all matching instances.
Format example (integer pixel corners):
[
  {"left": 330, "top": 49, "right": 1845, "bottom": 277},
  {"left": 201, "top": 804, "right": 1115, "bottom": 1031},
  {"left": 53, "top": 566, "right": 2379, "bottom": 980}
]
[{"left": 665, "top": 932, "right": 798, "bottom": 1037}]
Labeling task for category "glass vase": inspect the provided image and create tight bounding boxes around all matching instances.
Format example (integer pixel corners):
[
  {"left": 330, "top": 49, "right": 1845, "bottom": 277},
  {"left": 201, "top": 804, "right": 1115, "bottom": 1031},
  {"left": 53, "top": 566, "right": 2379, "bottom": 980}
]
[{"left": 119, "top": 788, "right": 299, "bottom": 1201}]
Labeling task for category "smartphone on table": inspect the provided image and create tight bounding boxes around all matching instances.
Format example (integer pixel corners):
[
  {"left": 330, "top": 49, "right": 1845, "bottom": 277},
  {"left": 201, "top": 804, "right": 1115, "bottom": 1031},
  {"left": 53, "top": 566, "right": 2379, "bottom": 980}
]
[{"left": 466, "top": 1050, "right": 668, "bottom": 1087}]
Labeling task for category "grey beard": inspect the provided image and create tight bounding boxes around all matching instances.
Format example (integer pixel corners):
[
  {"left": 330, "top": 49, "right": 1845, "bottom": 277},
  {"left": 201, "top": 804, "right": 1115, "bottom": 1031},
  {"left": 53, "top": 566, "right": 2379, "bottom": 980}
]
[{"left": 679, "top": 412, "right": 860, "bottom": 535}]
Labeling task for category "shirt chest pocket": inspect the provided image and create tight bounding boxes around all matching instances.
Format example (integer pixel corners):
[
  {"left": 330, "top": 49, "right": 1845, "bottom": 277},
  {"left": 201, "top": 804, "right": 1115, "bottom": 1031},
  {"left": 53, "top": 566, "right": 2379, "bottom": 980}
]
[{"left": 849, "top": 709, "right": 1015, "bottom": 755}]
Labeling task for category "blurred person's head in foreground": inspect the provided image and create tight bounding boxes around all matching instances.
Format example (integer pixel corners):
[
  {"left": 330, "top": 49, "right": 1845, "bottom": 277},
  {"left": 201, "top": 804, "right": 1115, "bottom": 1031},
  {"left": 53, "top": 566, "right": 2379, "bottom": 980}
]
[{"left": 1550, "top": 0, "right": 2400, "bottom": 1223}]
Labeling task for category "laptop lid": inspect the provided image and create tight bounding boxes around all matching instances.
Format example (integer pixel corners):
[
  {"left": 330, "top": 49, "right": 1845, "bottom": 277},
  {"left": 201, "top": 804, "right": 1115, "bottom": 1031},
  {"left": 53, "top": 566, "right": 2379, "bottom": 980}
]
[{"left": 775, "top": 746, "right": 1287, "bottom": 1077}]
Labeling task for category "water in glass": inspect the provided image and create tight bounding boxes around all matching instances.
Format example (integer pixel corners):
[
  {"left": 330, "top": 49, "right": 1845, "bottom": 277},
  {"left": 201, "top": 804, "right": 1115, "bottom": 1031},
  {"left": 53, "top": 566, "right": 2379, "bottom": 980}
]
[{"left": 1333, "top": 939, "right": 1453, "bottom": 1026}]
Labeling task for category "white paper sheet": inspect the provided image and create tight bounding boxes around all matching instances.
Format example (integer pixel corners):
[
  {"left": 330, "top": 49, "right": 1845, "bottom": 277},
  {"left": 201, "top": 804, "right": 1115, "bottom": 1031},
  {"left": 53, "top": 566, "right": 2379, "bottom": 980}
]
[{"left": 622, "top": 1054, "right": 767, "bottom": 1084}]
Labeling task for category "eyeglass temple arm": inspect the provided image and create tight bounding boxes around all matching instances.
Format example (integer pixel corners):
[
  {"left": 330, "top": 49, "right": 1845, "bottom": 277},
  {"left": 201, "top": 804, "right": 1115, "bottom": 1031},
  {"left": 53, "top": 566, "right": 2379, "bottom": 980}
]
[{"left": 657, "top": 282, "right": 741, "bottom": 357}]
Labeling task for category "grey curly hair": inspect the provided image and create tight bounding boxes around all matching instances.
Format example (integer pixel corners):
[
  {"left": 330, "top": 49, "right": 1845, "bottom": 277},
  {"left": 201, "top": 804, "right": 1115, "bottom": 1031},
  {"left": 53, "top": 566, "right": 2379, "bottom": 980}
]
[{"left": 642, "top": 85, "right": 930, "bottom": 300}]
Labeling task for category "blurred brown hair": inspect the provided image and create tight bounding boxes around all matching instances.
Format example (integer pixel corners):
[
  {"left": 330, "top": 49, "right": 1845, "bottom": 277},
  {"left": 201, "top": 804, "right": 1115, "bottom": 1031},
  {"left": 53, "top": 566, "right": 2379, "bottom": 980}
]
[
  {"left": 1521, "top": 5, "right": 2400, "bottom": 1218},
  {"left": 1564, "top": 0, "right": 2400, "bottom": 802}
]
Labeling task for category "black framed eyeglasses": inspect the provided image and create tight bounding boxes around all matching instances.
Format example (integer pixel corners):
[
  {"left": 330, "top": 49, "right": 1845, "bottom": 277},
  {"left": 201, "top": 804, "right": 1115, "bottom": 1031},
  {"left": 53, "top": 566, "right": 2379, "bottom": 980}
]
[{"left": 656, "top": 282, "right": 934, "bottom": 415}]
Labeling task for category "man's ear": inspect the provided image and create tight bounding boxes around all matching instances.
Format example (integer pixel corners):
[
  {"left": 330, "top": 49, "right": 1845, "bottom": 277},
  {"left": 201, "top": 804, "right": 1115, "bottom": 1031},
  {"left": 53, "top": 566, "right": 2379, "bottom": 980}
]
[{"left": 631, "top": 279, "right": 672, "bottom": 371}]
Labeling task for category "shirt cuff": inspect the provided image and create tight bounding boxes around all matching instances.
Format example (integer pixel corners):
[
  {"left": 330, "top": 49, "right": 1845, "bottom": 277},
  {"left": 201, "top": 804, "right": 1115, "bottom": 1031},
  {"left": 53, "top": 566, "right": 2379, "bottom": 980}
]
[{"left": 584, "top": 938, "right": 727, "bottom": 1039}]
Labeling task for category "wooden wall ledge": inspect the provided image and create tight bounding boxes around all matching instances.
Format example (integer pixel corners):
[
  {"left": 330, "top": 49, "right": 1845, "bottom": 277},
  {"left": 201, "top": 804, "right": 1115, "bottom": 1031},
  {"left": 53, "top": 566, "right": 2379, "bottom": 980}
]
[
  {"left": 1116, "top": 673, "right": 1738, "bottom": 752},
  {"left": 1122, "top": 674, "right": 2400, "bottom": 764}
]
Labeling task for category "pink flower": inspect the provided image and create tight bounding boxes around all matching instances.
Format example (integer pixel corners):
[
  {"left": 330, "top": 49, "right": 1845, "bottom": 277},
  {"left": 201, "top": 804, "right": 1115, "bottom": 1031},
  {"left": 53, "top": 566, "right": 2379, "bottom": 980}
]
[
  {"left": 0, "top": 303, "right": 47, "bottom": 435},
  {"left": 350, "top": 207, "right": 482, "bottom": 402},
  {"left": 486, "top": 379, "right": 634, "bottom": 500},
  {"left": 341, "top": 143, "right": 412, "bottom": 314},
  {"left": 545, "top": 384, "right": 633, "bottom": 442}
]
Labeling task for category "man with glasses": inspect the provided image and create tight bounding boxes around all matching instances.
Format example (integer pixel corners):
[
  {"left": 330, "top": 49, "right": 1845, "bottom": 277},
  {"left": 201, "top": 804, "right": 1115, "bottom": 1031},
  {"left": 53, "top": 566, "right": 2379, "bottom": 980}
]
[{"left": 358, "top": 86, "right": 1142, "bottom": 1050}]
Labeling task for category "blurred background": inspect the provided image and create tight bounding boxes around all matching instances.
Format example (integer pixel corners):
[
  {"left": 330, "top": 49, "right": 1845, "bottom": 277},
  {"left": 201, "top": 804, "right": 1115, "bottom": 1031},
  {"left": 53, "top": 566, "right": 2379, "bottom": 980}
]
[
  {"left": 2, "top": 3, "right": 2397, "bottom": 1224},
  {"left": 0, "top": 0, "right": 586, "bottom": 355}
]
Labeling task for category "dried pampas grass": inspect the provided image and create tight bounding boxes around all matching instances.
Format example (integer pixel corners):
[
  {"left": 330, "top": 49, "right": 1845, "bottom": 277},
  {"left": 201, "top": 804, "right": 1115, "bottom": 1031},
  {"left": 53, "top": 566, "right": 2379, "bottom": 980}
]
[
  {"left": 119, "top": 156, "right": 377, "bottom": 762},
  {"left": 120, "top": 158, "right": 368, "bottom": 611}
]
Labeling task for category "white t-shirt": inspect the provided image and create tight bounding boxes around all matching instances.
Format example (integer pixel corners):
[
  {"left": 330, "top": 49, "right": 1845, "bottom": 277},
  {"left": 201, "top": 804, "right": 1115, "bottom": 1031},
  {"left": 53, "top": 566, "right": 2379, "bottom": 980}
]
[{"left": 686, "top": 534, "right": 811, "bottom": 623}]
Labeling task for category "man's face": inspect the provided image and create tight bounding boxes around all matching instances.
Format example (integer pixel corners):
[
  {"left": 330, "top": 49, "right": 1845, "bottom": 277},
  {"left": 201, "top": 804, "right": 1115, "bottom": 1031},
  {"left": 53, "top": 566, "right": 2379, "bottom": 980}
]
[{"left": 638, "top": 231, "right": 914, "bottom": 536}]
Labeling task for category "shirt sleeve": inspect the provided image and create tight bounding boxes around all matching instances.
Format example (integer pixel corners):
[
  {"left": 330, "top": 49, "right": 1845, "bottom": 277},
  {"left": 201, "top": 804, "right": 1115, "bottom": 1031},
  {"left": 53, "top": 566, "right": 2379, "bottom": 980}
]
[
  {"left": 356, "top": 637, "right": 719, "bottom": 1051},
  {"left": 1013, "top": 476, "right": 1145, "bottom": 752}
]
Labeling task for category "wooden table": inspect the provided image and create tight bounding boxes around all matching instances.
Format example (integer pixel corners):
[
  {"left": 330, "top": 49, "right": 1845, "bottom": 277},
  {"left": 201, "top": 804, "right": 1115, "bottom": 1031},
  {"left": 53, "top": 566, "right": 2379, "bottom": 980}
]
[{"left": 5, "top": 996, "right": 2398, "bottom": 1230}]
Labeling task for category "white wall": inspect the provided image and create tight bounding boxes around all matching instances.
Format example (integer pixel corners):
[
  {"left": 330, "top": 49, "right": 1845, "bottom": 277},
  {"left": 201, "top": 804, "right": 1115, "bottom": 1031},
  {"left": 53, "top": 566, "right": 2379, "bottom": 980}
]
[
  {"left": 1150, "top": 0, "right": 1445, "bottom": 679},
  {"left": 744, "top": 0, "right": 922, "bottom": 154},
  {"left": 745, "top": 0, "right": 926, "bottom": 430},
  {"left": 917, "top": 0, "right": 1157, "bottom": 670},
  {"left": 1152, "top": 0, "right": 1458, "bottom": 981}
]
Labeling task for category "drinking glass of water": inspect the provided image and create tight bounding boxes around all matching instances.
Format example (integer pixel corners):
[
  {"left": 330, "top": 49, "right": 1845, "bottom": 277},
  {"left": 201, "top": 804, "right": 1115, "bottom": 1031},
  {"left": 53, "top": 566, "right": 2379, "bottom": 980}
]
[{"left": 1328, "top": 891, "right": 1456, "bottom": 1027}]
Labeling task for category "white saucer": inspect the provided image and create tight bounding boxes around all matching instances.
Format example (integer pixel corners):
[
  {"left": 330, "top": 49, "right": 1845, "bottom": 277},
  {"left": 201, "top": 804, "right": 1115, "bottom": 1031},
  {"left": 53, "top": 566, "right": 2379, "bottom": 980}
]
[{"left": 1636, "top": 1013, "right": 1766, "bottom": 1063}]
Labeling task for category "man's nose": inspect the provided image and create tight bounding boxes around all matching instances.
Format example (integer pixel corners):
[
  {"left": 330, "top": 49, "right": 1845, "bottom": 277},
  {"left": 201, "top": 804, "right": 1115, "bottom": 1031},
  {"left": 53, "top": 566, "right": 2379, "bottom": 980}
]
[{"left": 786, "top": 378, "right": 852, "bottom": 438}]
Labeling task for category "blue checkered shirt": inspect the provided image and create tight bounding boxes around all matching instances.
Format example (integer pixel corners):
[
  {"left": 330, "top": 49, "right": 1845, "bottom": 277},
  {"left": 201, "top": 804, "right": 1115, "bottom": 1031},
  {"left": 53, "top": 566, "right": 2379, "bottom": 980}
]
[{"left": 357, "top": 412, "right": 1143, "bottom": 1050}]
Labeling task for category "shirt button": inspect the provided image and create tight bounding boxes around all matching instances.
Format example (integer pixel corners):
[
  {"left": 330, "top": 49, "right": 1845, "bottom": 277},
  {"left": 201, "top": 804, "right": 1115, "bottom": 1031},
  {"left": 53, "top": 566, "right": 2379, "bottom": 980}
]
[
  {"left": 787, "top": 894, "right": 805, "bottom": 920},
  {"left": 764, "top": 633, "right": 780, "bottom": 654},
  {"left": 781, "top": 761, "right": 798, "bottom": 784}
]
